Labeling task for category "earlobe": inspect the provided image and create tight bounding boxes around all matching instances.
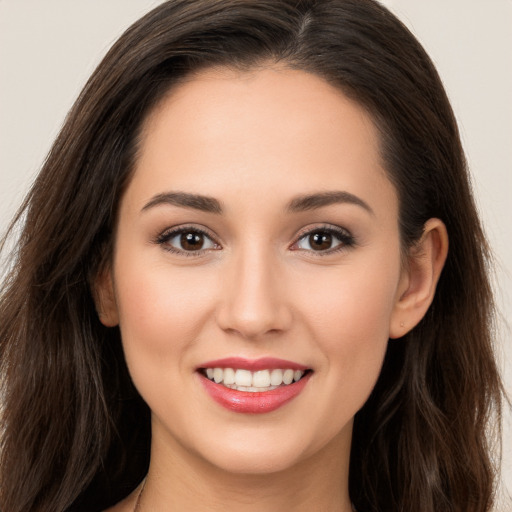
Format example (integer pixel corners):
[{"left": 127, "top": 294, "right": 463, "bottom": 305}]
[
  {"left": 92, "top": 267, "right": 119, "bottom": 327},
  {"left": 389, "top": 218, "right": 448, "bottom": 339}
]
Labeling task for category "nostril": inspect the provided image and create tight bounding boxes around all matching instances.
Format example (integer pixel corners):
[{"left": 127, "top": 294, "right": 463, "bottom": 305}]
[{"left": 215, "top": 306, "right": 293, "bottom": 340}]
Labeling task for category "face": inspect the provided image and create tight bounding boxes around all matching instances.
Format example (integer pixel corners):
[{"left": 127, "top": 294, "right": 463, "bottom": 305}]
[{"left": 101, "top": 66, "right": 409, "bottom": 475}]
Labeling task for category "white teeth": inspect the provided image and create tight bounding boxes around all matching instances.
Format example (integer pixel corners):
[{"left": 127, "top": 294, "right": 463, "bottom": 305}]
[
  {"left": 223, "top": 367, "right": 236, "bottom": 385},
  {"left": 213, "top": 367, "right": 223, "bottom": 384},
  {"left": 204, "top": 367, "right": 306, "bottom": 391},
  {"left": 235, "top": 369, "right": 252, "bottom": 387},
  {"left": 283, "top": 369, "right": 294, "bottom": 385},
  {"left": 252, "top": 370, "right": 271, "bottom": 387},
  {"left": 270, "top": 369, "right": 283, "bottom": 386},
  {"left": 230, "top": 385, "right": 279, "bottom": 392}
]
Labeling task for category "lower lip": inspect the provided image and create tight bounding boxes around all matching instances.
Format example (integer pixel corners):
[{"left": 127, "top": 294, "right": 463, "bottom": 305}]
[{"left": 199, "top": 372, "right": 312, "bottom": 414}]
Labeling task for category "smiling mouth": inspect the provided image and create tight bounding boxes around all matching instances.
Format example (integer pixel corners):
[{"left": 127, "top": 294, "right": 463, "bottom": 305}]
[
  {"left": 198, "top": 359, "right": 313, "bottom": 413},
  {"left": 199, "top": 367, "right": 311, "bottom": 392}
]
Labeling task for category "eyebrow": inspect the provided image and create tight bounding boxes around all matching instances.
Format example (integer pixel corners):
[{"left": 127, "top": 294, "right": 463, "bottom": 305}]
[
  {"left": 141, "top": 192, "right": 223, "bottom": 214},
  {"left": 286, "top": 191, "right": 374, "bottom": 215},
  {"left": 141, "top": 190, "right": 373, "bottom": 216}
]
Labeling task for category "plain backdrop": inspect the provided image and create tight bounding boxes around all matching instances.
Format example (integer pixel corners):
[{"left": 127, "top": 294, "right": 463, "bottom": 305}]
[{"left": 0, "top": 0, "right": 510, "bottom": 508}]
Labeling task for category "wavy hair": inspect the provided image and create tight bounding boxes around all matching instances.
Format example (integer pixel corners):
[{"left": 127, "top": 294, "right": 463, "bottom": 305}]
[{"left": 0, "top": 1, "right": 504, "bottom": 510}]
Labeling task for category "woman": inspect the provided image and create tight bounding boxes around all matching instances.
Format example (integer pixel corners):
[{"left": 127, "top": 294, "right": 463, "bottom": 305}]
[{"left": 0, "top": 1, "right": 505, "bottom": 511}]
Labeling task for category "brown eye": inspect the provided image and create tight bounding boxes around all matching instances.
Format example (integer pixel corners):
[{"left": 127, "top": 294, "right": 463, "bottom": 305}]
[
  {"left": 157, "top": 227, "right": 218, "bottom": 254},
  {"left": 180, "top": 232, "right": 205, "bottom": 250},
  {"left": 309, "top": 232, "right": 333, "bottom": 251},
  {"left": 294, "top": 227, "right": 354, "bottom": 254}
]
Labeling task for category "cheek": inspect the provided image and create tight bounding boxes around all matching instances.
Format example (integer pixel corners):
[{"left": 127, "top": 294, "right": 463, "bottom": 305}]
[
  {"left": 111, "top": 252, "right": 218, "bottom": 384},
  {"left": 295, "top": 253, "right": 400, "bottom": 400},
  {"left": 301, "top": 259, "right": 398, "bottom": 341}
]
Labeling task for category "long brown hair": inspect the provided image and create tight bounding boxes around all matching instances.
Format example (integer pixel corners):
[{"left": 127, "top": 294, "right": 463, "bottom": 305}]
[{"left": 0, "top": 1, "right": 504, "bottom": 511}]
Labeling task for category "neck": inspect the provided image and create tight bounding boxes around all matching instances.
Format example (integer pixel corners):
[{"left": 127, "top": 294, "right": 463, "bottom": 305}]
[{"left": 139, "top": 419, "right": 353, "bottom": 512}]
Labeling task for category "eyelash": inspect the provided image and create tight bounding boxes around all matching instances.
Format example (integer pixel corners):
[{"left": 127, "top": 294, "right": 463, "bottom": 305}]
[
  {"left": 155, "top": 226, "right": 219, "bottom": 257},
  {"left": 292, "top": 225, "right": 355, "bottom": 255},
  {"left": 154, "top": 224, "right": 355, "bottom": 257}
]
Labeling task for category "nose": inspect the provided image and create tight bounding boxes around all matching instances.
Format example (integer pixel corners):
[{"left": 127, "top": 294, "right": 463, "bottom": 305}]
[{"left": 215, "top": 246, "right": 292, "bottom": 340}]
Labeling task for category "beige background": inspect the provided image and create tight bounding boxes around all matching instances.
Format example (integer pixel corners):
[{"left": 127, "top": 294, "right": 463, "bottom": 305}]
[{"left": 0, "top": 0, "right": 510, "bottom": 507}]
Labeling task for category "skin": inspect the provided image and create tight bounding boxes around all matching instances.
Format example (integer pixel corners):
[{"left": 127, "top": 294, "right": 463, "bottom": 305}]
[{"left": 99, "top": 65, "right": 448, "bottom": 511}]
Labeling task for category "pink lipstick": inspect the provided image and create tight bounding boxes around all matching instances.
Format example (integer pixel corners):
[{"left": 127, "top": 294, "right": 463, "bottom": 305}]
[
  {"left": 200, "top": 357, "right": 309, "bottom": 372},
  {"left": 197, "top": 357, "right": 312, "bottom": 414}
]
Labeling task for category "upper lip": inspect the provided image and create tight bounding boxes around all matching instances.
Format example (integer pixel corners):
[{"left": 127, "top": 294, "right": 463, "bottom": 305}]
[{"left": 198, "top": 357, "right": 309, "bottom": 372}]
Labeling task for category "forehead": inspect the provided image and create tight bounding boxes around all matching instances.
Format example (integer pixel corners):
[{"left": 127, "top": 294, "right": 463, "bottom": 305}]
[{"left": 128, "top": 65, "right": 395, "bottom": 218}]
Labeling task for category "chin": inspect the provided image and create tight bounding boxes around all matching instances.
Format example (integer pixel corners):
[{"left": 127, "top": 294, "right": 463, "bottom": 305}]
[
  {"left": 188, "top": 421, "right": 349, "bottom": 477},
  {"left": 203, "top": 446, "right": 307, "bottom": 476}
]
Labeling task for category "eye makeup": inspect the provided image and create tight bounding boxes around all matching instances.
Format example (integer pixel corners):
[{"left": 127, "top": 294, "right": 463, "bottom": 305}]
[
  {"left": 153, "top": 222, "right": 356, "bottom": 258},
  {"left": 154, "top": 225, "right": 221, "bottom": 256}
]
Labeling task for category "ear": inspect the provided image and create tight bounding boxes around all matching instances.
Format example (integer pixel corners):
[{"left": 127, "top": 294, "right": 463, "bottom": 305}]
[
  {"left": 389, "top": 218, "right": 448, "bottom": 339},
  {"left": 92, "top": 266, "right": 119, "bottom": 327}
]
